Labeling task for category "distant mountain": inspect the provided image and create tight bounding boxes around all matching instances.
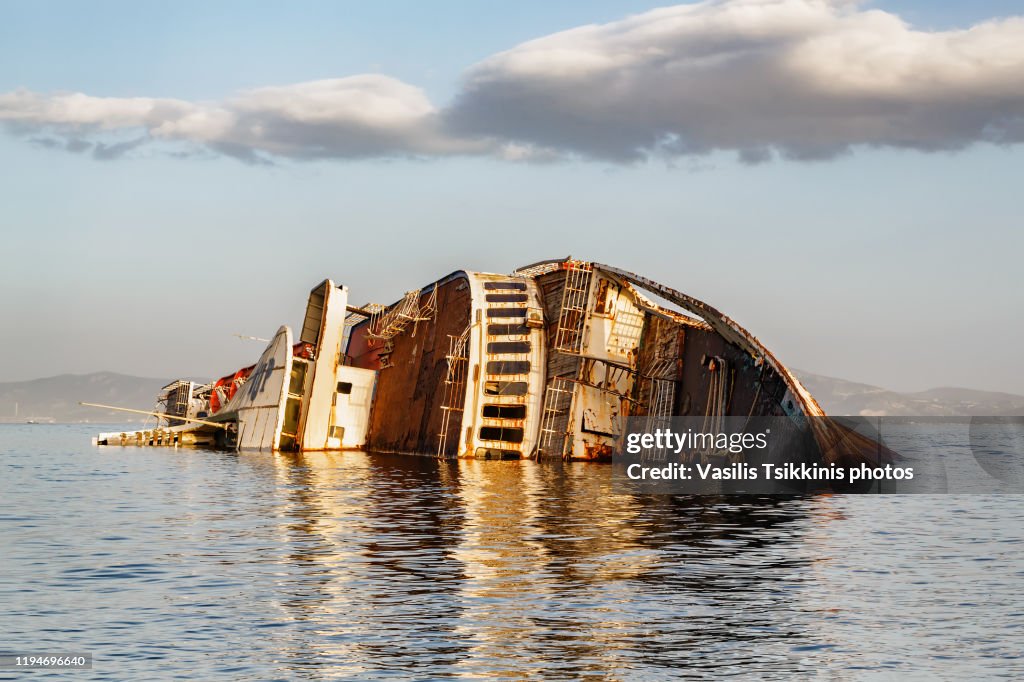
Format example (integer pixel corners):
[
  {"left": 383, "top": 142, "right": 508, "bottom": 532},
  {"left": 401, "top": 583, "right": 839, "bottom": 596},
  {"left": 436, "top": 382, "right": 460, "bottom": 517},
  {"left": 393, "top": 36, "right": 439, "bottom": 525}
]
[
  {"left": 793, "top": 371, "right": 1024, "bottom": 417},
  {"left": 0, "top": 370, "right": 1021, "bottom": 423},
  {"left": 0, "top": 372, "right": 184, "bottom": 423}
]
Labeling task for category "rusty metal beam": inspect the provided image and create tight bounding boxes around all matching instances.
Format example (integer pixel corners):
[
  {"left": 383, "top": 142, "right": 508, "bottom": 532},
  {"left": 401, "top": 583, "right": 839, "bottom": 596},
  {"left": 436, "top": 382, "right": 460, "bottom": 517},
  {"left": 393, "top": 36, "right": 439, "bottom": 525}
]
[
  {"left": 79, "top": 402, "right": 228, "bottom": 428},
  {"left": 346, "top": 305, "right": 376, "bottom": 317},
  {"left": 591, "top": 262, "right": 825, "bottom": 419},
  {"left": 593, "top": 263, "right": 758, "bottom": 356}
]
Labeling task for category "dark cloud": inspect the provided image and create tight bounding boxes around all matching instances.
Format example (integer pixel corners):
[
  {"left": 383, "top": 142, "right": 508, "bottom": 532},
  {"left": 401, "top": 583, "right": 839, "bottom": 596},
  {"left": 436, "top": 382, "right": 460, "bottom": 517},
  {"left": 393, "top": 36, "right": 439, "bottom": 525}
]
[
  {"left": 28, "top": 136, "right": 61, "bottom": 150},
  {"left": 28, "top": 136, "right": 93, "bottom": 153},
  {"left": 66, "top": 138, "right": 92, "bottom": 154},
  {"left": 92, "top": 137, "right": 146, "bottom": 160}
]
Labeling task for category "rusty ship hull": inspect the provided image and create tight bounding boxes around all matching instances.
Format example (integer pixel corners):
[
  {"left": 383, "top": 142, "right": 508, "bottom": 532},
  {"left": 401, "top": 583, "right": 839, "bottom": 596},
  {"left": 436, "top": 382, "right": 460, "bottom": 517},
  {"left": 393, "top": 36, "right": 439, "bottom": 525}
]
[{"left": 96, "top": 258, "right": 877, "bottom": 465}]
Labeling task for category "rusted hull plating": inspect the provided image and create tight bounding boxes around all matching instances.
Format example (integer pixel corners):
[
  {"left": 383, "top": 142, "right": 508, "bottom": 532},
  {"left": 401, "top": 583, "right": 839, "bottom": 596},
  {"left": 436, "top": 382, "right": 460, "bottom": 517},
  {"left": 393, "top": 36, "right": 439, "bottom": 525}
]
[{"left": 97, "top": 258, "right": 866, "bottom": 463}]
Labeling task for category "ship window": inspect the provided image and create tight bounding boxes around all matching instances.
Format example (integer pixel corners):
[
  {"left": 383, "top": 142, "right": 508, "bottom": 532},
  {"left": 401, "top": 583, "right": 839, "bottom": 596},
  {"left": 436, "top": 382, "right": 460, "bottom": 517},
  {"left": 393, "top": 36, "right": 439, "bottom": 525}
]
[
  {"left": 337, "top": 381, "right": 353, "bottom": 394},
  {"left": 484, "top": 281, "right": 527, "bottom": 291},
  {"left": 289, "top": 360, "right": 308, "bottom": 395},
  {"left": 487, "top": 360, "right": 530, "bottom": 375},
  {"left": 486, "top": 293, "right": 528, "bottom": 303},
  {"left": 282, "top": 396, "right": 302, "bottom": 435},
  {"left": 482, "top": 404, "right": 526, "bottom": 420},
  {"left": 488, "top": 323, "right": 528, "bottom": 336},
  {"left": 484, "top": 381, "right": 528, "bottom": 396},
  {"left": 479, "top": 426, "right": 524, "bottom": 443},
  {"left": 486, "top": 307, "right": 527, "bottom": 318},
  {"left": 488, "top": 341, "right": 531, "bottom": 354}
]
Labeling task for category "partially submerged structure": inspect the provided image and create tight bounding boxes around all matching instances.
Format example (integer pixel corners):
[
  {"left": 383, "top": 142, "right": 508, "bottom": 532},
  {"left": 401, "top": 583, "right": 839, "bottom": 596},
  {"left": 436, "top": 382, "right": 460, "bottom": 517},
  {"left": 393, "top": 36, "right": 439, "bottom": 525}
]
[{"left": 97, "top": 258, "right": 854, "bottom": 461}]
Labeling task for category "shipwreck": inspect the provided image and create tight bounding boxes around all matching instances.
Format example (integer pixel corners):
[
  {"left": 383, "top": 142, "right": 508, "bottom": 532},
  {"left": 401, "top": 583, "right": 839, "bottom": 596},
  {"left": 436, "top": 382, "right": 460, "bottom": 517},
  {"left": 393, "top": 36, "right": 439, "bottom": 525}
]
[{"left": 95, "top": 258, "right": 872, "bottom": 463}]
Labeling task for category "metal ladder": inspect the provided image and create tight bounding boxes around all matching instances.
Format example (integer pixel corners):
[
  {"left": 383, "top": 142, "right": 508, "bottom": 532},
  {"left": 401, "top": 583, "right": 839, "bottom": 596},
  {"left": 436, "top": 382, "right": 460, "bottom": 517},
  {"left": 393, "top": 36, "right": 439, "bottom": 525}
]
[
  {"left": 367, "top": 289, "right": 434, "bottom": 341},
  {"left": 644, "top": 379, "right": 676, "bottom": 462},
  {"left": 553, "top": 262, "right": 593, "bottom": 354},
  {"left": 538, "top": 376, "right": 574, "bottom": 458},
  {"left": 436, "top": 326, "right": 470, "bottom": 457}
]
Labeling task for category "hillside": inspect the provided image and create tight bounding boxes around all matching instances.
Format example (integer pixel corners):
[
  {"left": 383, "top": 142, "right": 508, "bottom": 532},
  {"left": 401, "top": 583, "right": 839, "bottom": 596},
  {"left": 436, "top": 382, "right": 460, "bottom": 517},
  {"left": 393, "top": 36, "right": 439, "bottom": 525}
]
[
  {"left": 1, "top": 370, "right": 1021, "bottom": 423},
  {"left": 0, "top": 372, "right": 182, "bottom": 423},
  {"left": 793, "top": 372, "right": 1024, "bottom": 417}
]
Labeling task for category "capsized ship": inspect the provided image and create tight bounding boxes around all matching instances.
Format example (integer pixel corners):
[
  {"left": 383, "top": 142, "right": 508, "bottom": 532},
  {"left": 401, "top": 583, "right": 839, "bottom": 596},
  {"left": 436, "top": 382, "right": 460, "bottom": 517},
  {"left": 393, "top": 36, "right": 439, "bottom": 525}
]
[{"left": 96, "top": 258, "right": 871, "bottom": 462}]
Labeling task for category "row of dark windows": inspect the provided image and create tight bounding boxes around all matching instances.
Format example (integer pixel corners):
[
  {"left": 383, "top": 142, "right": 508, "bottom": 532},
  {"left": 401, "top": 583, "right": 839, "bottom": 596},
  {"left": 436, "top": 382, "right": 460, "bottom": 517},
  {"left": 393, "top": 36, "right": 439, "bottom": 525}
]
[
  {"left": 485, "top": 293, "right": 528, "bottom": 303},
  {"left": 483, "top": 281, "right": 527, "bottom": 291},
  {"left": 484, "top": 380, "right": 527, "bottom": 396},
  {"left": 486, "top": 307, "right": 527, "bottom": 318},
  {"left": 482, "top": 404, "right": 526, "bottom": 420},
  {"left": 487, "top": 341, "right": 530, "bottom": 354},
  {"left": 481, "top": 279, "right": 529, "bottom": 442},
  {"left": 487, "top": 360, "right": 530, "bottom": 375},
  {"left": 479, "top": 426, "right": 524, "bottom": 443},
  {"left": 488, "top": 323, "right": 528, "bottom": 336}
]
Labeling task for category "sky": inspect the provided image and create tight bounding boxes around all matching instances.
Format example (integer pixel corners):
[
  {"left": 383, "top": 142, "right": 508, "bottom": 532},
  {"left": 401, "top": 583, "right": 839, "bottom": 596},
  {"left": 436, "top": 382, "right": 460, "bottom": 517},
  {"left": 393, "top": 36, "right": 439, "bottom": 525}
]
[{"left": 0, "top": 0, "right": 1022, "bottom": 395}]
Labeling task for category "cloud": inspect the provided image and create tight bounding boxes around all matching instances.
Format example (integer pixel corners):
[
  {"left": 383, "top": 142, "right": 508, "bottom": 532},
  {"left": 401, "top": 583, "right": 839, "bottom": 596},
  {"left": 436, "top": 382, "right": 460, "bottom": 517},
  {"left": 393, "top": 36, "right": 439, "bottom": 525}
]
[
  {"left": 156, "top": 76, "right": 486, "bottom": 161},
  {"left": 1, "top": 76, "right": 480, "bottom": 162},
  {"left": 2, "top": 0, "right": 1024, "bottom": 164},
  {"left": 92, "top": 137, "right": 148, "bottom": 161},
  {"left": 0, "top": 89, "right": 196, "bottom": 130},
  {"left": 447, "top": 0, "right": 1024, "bottom": 162}
]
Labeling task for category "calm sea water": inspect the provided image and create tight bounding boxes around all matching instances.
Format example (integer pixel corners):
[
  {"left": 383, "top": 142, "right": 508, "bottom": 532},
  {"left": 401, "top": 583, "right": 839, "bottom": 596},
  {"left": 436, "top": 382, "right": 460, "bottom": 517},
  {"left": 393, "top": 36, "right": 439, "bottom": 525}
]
[{"left": 2, "top": 424, "right": 1022, "bottom": 680}]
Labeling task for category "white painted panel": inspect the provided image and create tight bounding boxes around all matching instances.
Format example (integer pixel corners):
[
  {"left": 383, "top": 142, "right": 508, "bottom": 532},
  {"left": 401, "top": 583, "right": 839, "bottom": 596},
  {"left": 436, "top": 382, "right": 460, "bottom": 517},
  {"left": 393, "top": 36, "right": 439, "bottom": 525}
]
[
  {"left": 301, "top": 282, "right": 350, "bottom": 450},
  {"left": 220, "top": 325, "right": 293, "bottom": 451},
  {"left": 332, "top": 365, "right": 377, "bottom": 448}
]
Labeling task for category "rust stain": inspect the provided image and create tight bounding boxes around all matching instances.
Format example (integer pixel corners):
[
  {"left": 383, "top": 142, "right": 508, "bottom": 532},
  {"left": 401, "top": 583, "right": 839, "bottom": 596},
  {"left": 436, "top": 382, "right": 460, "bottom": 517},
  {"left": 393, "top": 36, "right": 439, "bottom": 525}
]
[
  {"left": 593, "top": 279, "right": 610, "bottom": 314},
  {"left": 581, "top": 441, "right": 614, "bottom": 461}
]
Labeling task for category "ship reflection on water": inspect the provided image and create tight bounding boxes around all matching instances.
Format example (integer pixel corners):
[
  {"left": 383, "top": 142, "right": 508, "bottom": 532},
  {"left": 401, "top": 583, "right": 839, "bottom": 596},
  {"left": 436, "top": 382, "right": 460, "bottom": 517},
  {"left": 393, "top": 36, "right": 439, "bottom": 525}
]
[
  {"left": 4, "top": 427, "right": 1022, "bottom": 680},
  {"left": 258, "top": 450, "right": 824, "bottom": 677}
]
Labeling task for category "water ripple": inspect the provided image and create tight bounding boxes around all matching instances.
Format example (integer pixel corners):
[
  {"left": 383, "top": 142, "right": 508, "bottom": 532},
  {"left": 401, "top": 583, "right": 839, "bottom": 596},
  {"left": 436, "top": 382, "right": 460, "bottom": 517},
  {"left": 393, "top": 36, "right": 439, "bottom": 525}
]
[{"left": 1, "top": 425, "right": 1023, "bottom": 679}]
